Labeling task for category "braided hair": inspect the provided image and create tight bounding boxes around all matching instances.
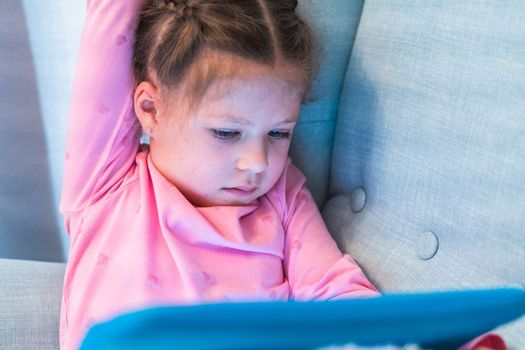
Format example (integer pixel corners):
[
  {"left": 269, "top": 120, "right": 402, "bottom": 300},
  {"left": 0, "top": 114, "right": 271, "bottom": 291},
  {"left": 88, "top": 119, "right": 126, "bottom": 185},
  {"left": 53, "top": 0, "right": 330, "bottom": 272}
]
[{"left": 133, "top": 0, "right": 319, "bottom": 106}]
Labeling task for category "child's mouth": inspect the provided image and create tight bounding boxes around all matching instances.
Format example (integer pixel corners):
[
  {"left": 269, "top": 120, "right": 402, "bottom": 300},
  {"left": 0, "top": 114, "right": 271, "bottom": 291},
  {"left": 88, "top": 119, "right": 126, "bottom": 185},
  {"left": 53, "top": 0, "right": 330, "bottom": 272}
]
[{"left": 223, "top": 187, "right": 257, "bottom": 197}]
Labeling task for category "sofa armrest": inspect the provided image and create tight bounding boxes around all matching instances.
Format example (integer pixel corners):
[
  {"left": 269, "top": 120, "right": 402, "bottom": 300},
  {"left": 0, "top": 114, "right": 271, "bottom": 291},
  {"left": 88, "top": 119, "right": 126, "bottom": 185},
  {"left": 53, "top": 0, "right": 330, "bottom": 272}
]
[{"left": 0, "top": 258, "right": 65, "bottom": 350}]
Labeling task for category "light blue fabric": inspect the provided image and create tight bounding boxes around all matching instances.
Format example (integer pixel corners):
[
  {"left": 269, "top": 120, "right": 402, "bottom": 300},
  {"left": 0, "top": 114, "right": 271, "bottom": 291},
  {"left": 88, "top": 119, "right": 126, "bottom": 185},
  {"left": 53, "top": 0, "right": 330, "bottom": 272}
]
[
  {"left": 325, "top": 0, "right": 525, "bottom": 346},
  {"left": 0, "top": 258, "right": 65, "bottom": 350},
  {"left": 0, "top": 0, "right": 71, "bottom": 262},
  {"left": 18, "top": 0, "right": 86, "bottom": 260},
  {"left": 290, "top": 0, "right": 364, "bottom": 207}
]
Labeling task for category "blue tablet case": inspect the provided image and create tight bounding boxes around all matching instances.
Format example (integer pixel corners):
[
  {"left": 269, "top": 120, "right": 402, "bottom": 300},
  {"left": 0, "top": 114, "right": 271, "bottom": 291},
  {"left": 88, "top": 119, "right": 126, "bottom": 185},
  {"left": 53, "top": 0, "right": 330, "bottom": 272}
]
[{"left": 80, "top": 288, "right": 525, "bottom": 350}]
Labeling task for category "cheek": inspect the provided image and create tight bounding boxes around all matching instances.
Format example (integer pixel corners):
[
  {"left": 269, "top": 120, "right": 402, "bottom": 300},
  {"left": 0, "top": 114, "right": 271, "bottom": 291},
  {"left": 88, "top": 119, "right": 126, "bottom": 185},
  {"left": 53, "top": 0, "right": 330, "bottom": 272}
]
[
  {"left": 268, "top": 145, "right": 291, "bottom": 172},
  {"left": 198, "top": 143, "right": 234, "bottom": 171},
  {"left": 272, "top": 141, "right": 292, "bottom": 157}
]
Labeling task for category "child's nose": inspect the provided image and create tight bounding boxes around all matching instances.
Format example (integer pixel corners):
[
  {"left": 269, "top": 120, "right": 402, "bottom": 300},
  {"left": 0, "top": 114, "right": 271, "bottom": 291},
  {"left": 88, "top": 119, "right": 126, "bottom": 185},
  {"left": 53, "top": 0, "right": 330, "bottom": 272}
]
[{"left": 236, "top": 141, "right": 268, "bottom": 175}]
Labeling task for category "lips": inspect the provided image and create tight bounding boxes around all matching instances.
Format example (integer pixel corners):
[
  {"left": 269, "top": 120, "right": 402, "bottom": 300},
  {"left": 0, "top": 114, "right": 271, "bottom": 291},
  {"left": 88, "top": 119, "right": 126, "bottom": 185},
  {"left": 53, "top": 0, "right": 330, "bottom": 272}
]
[
  {"left": 223, "top": 186, "right": 258, "bottom": 197},
  {"left": 232, "top": 185, "right": 257, "bottom": 192}
]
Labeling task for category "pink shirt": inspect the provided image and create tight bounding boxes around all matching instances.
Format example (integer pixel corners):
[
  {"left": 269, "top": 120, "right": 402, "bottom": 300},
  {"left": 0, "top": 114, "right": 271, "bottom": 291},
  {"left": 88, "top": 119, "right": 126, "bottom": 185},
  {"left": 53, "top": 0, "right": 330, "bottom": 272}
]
[{"left": 59, "top": 1, "right": 377, "bottom": 349}]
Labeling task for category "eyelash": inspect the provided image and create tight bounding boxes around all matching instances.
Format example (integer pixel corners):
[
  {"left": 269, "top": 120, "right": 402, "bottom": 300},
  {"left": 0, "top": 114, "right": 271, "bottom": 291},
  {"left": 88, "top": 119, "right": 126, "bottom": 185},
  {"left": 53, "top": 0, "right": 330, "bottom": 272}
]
[
  {"left": 269, "top": 130, "right": 291, "bottom": 139},
  {"left": 212, "top": 129, "right": 241, "bottom": 140},
  {"left": 211, "top": 129, "right": 291, "bottom": 141}
]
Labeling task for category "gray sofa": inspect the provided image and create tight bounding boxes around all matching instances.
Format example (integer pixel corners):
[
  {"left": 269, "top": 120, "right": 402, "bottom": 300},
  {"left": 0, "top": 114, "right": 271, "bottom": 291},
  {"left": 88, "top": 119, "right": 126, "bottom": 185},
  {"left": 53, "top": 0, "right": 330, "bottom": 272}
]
[{"left": 1, "top": 1, "right": 524, "bottom": 349}]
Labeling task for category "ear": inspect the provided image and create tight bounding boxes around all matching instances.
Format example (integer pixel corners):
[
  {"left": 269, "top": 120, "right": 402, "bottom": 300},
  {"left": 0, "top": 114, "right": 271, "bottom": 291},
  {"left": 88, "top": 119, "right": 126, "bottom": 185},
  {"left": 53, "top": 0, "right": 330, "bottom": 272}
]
[{"left": 134, "top": 81, "right": 161, "bottom": 138}]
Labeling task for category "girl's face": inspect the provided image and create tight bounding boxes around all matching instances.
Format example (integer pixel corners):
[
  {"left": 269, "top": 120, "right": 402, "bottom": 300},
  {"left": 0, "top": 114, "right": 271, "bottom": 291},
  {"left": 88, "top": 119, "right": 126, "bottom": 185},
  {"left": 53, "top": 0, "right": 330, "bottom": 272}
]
[{"left": 144, "top": 74, "right": 302, "bottom": 207}]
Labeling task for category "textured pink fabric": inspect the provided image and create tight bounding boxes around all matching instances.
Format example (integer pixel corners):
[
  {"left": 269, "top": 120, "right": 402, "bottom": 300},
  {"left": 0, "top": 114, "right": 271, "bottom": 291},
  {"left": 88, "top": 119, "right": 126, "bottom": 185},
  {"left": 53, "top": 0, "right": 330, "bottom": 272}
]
[{"left": 59, "top": 1, "right": 378, "bottom": 349}]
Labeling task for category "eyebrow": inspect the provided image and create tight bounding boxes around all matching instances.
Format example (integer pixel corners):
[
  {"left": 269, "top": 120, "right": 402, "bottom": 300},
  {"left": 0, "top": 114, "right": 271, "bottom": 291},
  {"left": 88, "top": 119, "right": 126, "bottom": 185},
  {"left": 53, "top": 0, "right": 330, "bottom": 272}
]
[{"left": 217, "top": 115, "right": 298, "bottom": 126}]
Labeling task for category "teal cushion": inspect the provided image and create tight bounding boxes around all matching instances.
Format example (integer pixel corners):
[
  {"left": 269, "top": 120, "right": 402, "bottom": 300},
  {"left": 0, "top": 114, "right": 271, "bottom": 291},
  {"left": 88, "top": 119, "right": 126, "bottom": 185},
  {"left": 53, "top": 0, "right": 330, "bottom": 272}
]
[{"left": 290, "top": 0, "right": 364, "bottom": 207}]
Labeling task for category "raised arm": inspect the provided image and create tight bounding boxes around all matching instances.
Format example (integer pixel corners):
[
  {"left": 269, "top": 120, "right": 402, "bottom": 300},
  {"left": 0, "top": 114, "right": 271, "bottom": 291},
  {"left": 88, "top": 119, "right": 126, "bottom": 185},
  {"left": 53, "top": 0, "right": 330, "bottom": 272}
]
[
  {"left": 60, "top": 0, "right": 144, "bottom": 215},
  {"left": 274, "top": 161, "right": 379, "bottom": 301}
]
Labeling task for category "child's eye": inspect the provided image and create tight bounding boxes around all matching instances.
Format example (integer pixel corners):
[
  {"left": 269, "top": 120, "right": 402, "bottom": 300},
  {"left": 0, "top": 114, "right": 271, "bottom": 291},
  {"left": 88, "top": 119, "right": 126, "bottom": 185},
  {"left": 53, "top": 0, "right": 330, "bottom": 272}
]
[
  {"left": 268, "top": 130, "right": 291, "bottom": 140},
  {"left": 211, "top": 129, "right": 241, "bottom": 140}
]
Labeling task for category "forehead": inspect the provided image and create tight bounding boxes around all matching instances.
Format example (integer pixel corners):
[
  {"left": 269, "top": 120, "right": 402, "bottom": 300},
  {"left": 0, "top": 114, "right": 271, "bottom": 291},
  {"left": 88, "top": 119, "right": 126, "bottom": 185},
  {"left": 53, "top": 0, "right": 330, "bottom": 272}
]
[
  {"left": 203, "top": 74, "right": 301, "bottom": 102},
  {"left": 161, "top": 50, "right": 305, "bottom": 124},
  {"left": 201, "top": 74, "right": 301, "bottom": 111},
  {"left": 178, "top": 48, "right": 306, "bottom": 104},
  {"left": 189, "top": 76, "right": 301, "bottom": 126}
]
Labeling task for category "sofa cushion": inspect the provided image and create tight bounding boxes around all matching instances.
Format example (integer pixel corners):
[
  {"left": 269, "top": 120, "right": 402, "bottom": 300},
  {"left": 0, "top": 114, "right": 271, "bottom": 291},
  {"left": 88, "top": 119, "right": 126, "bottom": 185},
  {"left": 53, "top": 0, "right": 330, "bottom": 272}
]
[
  {"left": 0, "top": 0, "right": 65, "bottom": 262},
  {"left": 289, "top": 0, "right": 364, "bottom": 207},
  {"left": 324, "top": 0, "right": 524, "bottom": 346},
  {"left": 0, "top": 259, "right": 65, "bottom": 350}
]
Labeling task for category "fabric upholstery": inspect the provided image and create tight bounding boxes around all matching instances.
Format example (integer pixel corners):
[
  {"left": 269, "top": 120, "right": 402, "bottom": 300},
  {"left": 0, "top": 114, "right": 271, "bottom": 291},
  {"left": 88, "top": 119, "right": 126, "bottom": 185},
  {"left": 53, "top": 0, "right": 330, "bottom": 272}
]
[
  {"left": 290, "top": 0, "right": 364, "bottom": 207},
  {"left": 0, "top": 258, "right": 65, "bottom": 350},
  {"left": 324, "top": 1, "right": 525, "bottom": 347},
  {"left": 17, "top": 1, "right": 86, "bottom": 261},
  {"left": 0, "top": 0, "right": 65, "bottom": 262}
]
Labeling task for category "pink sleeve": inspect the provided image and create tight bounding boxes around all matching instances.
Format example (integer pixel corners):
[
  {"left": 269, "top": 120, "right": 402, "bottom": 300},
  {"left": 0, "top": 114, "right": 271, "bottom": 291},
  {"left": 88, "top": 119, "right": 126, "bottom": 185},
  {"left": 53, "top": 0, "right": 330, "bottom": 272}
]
[
  {"left": 460, "top": 333, "right": 506, "bottom": 350},
  {"left": 275, "top": 161, "right": 379, "bottom": 301},
  {"left": 60, "top": 0, "right": 144, "bottom": 214}
]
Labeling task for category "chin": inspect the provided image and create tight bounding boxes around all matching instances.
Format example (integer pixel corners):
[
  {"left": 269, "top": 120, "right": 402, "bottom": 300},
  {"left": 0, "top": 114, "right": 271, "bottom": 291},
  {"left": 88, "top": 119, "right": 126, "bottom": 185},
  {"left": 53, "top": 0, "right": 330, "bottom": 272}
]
[
  {"left": 223, "top": 194, "right": 262, "bottom": 207},
  {"left": 189, "top": 196, "right": 257, "bottom": 208}
]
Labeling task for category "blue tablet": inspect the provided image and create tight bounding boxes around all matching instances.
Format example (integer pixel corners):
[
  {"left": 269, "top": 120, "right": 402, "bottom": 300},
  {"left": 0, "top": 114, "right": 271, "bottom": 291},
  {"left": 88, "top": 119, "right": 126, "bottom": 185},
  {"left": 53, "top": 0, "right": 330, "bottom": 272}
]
[{"left": 81, "top": 288, "right": 525, "bottom": 350}]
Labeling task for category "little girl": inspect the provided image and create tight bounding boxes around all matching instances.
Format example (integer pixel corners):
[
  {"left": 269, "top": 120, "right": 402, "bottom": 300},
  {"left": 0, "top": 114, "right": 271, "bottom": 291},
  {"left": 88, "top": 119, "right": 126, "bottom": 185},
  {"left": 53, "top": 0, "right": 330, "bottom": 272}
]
[{"left": 60, "top": 1, "right": 504, "bottom": 349}]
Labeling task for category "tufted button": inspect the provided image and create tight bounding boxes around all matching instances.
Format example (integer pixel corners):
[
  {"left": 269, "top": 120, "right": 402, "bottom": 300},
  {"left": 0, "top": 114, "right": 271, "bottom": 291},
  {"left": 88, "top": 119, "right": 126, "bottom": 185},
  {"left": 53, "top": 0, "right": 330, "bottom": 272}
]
[
  {"left": 417, "top": 231, "right": 439, "bottom": 260},
  {"left": 350, "top": 187, "right": 367, "bottom": 213}
]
